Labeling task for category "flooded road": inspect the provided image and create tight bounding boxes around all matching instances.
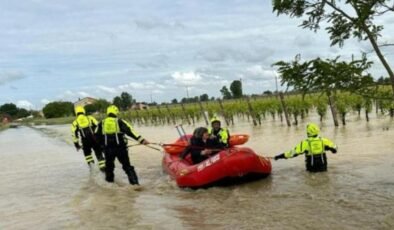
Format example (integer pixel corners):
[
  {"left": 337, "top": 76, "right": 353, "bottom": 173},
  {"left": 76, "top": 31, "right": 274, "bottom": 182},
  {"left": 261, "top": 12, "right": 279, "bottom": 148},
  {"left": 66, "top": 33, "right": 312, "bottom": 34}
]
[{"left": 0, "top": 116, "right": 393, "bottom": 229}]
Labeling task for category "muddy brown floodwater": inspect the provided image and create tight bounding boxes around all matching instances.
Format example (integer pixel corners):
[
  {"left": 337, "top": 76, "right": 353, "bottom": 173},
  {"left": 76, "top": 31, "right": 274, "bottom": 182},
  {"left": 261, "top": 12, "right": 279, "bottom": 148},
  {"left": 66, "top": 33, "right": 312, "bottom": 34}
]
[{"left": 0, "top": 115, "right": 393, "bottom": 229}]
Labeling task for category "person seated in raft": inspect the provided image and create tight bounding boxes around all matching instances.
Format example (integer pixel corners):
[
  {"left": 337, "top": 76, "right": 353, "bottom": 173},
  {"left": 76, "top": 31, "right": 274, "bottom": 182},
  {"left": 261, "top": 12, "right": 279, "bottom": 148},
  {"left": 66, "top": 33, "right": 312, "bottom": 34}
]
[
  {"left": 274, "top": 123, "right": 338, "bottom": 172},
  {"left": 208, "top": 115, "right": 230, "bottom": 148},
  {"left": 180, "top": 127, "right": 223, "bottom": 164}
]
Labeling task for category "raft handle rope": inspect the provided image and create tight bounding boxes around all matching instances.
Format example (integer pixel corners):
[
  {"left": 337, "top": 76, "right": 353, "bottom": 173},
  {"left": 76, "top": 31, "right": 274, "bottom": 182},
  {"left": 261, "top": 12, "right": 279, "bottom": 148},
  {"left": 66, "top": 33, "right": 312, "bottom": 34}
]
[{"left": 125, "top": 137, "right": 162, "bottom": 152}]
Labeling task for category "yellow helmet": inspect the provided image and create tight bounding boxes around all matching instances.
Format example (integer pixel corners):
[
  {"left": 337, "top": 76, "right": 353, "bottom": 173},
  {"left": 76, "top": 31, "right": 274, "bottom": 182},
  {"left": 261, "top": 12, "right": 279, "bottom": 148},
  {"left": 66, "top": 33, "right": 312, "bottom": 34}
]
[
  {"left": 75, "top": 106, "right": 85, "bottom": 115},
  {"left": 210, "top": 115, "right": 221, "bottom": 124},
  {"left": 306, "top": 123, "right": 320, "bottom": 137},
  {"left": 107, "top": 105, "right": 119, "bottom": 116}
]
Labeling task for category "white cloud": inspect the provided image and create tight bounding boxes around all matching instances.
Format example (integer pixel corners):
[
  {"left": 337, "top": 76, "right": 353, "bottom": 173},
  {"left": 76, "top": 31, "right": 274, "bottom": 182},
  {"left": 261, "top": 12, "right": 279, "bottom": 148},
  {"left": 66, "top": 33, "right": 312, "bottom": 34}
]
[
  {"left": 171, "top": 71, "right": 202, "bottom": 86},
  {"left": 64, "top": 90, "right": 74, "bottom": 96},
  {"left": 41, "top": 98, "right": 51, "bottom": 105},
  {"left": 16, "top": 100, "right": 34, "bottom": 109},
  {"left": 77, "top": 91, "right": 90, "bottom": 97},
  {"left": 118, "top": 81, "right": 168, "bottom": 91},
  {"left": 152, "top": 89, "right": 164, "bottom": 94},
  {"left": 293, "top": 34, "right": 314, "bottom": 47},
  {"left": 97, "top": 85, "right": 117, "bottom": 94},
  {"left": 244, "top": 65, "right": 277, "bottom": 81},
  {"left": 1, "top": 0, "right": 394, "bottom": 106}
]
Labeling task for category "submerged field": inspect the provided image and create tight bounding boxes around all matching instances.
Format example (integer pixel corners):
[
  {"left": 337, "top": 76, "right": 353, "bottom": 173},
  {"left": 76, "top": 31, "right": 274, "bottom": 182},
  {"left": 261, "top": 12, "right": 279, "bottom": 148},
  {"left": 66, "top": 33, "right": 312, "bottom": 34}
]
[{"left": 0, "top": 113, "right": 393, "bottom": 229}]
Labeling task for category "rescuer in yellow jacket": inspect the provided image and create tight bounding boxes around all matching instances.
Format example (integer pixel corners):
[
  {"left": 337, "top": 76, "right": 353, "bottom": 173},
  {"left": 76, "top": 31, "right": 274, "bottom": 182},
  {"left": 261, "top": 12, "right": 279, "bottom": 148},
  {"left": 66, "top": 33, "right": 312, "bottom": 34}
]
[
  {"left": 208, "top": 116, "right": 230, "bottom": 148},
  {"left": 95, "top": 105, "right": 150, "bottom": 185},
  {"left": 71, "top": 106, "right": 105, "bottom": 171},
  {"left": 274, "top": 123, "right": 338, "bottom": 172}
]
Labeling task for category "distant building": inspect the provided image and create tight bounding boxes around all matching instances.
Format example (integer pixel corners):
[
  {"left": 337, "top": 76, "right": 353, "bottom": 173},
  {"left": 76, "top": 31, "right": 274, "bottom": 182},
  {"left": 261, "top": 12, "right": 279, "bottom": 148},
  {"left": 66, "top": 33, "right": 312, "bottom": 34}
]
[
  {"left": 1, "top": 114, "right": 12, "bottom": 124},
  {"left": 130, "top": 103, "right": 149, "bottom": 110},
  {"left": 74, "top": 97, "right": 97, "bottom": 107}
]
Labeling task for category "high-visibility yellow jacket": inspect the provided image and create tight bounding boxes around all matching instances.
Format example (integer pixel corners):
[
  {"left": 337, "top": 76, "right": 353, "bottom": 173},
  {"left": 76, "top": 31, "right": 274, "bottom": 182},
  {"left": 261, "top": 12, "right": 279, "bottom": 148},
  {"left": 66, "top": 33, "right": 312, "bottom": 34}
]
[
  {"left": 208, "top": 127, "right": 230, "bottom": 147},
  {"left": 284, "top": 136, "right": 337, "bottom": 158},
  {"left": 71, "top": 114, "right": 98, "bottom": 144},
  {"left": 96, "top": 115, "right": 145, "bottom": 147}
]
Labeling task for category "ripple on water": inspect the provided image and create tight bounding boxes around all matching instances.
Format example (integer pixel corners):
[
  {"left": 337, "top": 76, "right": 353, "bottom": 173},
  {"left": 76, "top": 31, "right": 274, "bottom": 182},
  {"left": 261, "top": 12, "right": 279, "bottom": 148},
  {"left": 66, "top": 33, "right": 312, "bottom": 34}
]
[{"left": 1, "top": 120, "right": 393, "bottom": 229}]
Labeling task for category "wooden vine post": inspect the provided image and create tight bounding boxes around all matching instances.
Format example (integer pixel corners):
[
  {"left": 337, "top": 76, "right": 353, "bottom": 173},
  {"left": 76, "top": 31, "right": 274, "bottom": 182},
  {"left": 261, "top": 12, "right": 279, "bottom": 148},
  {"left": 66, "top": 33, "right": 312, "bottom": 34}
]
[
  {"left": 217, "top": 100, "right": 230, "bottom": 126},
  {"left": 279, "top": 92, "right": 291, "bottom": 127}
]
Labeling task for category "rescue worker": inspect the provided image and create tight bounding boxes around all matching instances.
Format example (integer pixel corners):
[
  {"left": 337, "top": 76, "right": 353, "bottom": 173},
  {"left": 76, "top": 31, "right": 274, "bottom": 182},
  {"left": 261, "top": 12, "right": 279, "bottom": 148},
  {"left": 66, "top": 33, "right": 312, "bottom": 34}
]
[
  {"left": 208, "top": 116, "right": 230, "bottom": 148},
  {"left": 274, "top": 123, "right": 337, "bottom": 172},
  {"left": 180, "top": 127, "right": 222, "bottom": 164},
  {"left": 95, "top": 105, "right": 150, "bottom": 185},
  {"left": 71, "top": 106, "right": 106, "bottom": 171}
]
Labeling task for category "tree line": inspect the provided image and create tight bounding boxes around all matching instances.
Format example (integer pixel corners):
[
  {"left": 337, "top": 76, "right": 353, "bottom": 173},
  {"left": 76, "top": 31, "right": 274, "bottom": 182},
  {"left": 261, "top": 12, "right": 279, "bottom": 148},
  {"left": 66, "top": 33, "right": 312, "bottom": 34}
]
[
  {"left": 0, "top": 103, "right": 32, "bottom": 119},
  {"left": 39, "top": 80, "right": 244, "bottom": 119}
]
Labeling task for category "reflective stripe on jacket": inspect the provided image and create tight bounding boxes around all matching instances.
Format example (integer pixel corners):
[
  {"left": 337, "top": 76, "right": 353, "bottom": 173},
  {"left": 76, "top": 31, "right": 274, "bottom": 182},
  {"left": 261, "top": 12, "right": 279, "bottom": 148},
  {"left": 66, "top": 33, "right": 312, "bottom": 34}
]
[{"left": 284, "top": 136, "right": 336, "bottom": 158}]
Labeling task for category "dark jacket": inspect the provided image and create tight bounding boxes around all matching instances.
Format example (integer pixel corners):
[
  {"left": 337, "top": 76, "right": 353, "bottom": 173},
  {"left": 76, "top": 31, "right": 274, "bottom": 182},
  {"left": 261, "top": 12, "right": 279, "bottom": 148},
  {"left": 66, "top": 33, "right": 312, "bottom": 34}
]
[
  {"left": 180, "top": 136, "right": 222, "bottom": 164},
  {"left": 95, "top": 114, "right": 145, "bottom": 148}
]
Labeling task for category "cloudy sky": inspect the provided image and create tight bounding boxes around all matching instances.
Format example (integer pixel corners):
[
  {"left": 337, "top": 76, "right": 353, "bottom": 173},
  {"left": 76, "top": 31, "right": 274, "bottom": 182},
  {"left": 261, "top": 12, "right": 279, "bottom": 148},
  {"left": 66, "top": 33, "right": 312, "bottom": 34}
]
[{"left": 1, "top": 0, "right": 394, "bottom": 109}]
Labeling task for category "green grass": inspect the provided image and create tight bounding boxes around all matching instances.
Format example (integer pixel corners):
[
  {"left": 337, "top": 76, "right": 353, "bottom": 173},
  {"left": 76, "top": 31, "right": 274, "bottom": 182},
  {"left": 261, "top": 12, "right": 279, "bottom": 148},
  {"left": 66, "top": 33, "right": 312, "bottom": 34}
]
[
  {"left": 0, "top": 123, "right": 9, "bottom": 132},
  {"left": 16, "top": 86, "right": 394, "bottom": 127}
]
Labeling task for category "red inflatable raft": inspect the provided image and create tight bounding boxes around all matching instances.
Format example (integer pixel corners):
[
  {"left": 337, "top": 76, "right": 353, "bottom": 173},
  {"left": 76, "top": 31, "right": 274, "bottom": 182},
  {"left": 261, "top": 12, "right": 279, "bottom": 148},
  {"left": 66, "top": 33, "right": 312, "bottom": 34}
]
[{"left": 162, "top": 134, "right": 272, "bottom": 188}]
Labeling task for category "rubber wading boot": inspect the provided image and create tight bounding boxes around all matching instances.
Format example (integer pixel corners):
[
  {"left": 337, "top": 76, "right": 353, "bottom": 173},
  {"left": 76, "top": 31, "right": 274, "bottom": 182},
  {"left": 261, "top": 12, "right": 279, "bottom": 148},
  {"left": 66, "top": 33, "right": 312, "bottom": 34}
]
[{"left": 127, "top": 167, "right": 139, "bottom": 185}]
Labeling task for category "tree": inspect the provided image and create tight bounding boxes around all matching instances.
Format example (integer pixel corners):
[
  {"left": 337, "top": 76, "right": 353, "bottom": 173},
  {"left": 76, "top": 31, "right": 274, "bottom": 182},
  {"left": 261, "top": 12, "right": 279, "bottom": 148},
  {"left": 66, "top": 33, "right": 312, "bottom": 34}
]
[
  {"left": 94, "top": 99, "right": 111, "bottom": 113},
  {"left": 274, "top": 55, "right": 374, "bottom": 96},
  {"left": 0, "top": 103, "right": 18, "bottom": 117},
  {"left": 120, "top": 92, "right": 133, "bottom": 110},
  {"left": 263, "top": 90, "right": 273, "bottom": 95},
  {"left": 16, "top": 108, "right": 30, "bottom": 118},
  {"left": 230, "top": 80, "right": 243, "bottom": 98},
  {"left": 42, "top": 101, "right": 74, "bottom": 118},
  {"left": 112, "top": 92, "right": 134, "bottom": 111},
  {"left": 376, "top": 76, "right": 390, "bottom": 85},
  {"left": 274, "top": 55, "right": 374, "bottom": 126},
  {"left": 272, "top": 0, "right": 394, "bottom": 97},
  {"left": 273, "top": 54, "right": 313, "bottom": 97},
  {"left": 199, "top": 94, "right": 209, "bottom": 102},
  {"left": 85, "top": 99, "right": 110, "bottom": 114},
  {"left": 171, "top": 98, "right": 178, "bottom": 104},
  {"left": 31, "top": 110, "right": 42, "bottom": 118},
  {"left": 220, "top": 86, "right": 232, "bottom": 99},
  {"left": 113, "top": 96, "right": 122, "bottom": 109},
  {"left": 181, "top": 97, "right": 199, "bottom": 103}
]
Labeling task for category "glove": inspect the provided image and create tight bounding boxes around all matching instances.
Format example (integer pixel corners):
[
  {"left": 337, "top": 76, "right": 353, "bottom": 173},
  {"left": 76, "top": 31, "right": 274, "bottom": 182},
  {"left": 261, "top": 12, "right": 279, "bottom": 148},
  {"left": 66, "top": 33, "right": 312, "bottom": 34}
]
[
  {"left": 274, "top": 153, "right": 286, "bottom": 161},
  {"left": 74, "top": 143, "right": 81, "bottom": 151},
  {"left": 142, "top": 139, "right": 150, "bottom": 145}
]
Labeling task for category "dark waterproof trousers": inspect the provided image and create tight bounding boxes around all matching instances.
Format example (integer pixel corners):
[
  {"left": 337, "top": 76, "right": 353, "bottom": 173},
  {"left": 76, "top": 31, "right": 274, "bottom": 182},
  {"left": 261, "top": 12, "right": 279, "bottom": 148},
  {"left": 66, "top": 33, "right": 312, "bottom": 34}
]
[
  {"left": 104, "top": 146, "right": 139, "bottom": 185},
  {"left": 305, "top": 153, "right": 327, "bottom": 172},
  {"left": 81, "top": 135, "right": 105, "bottom": 167}
]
